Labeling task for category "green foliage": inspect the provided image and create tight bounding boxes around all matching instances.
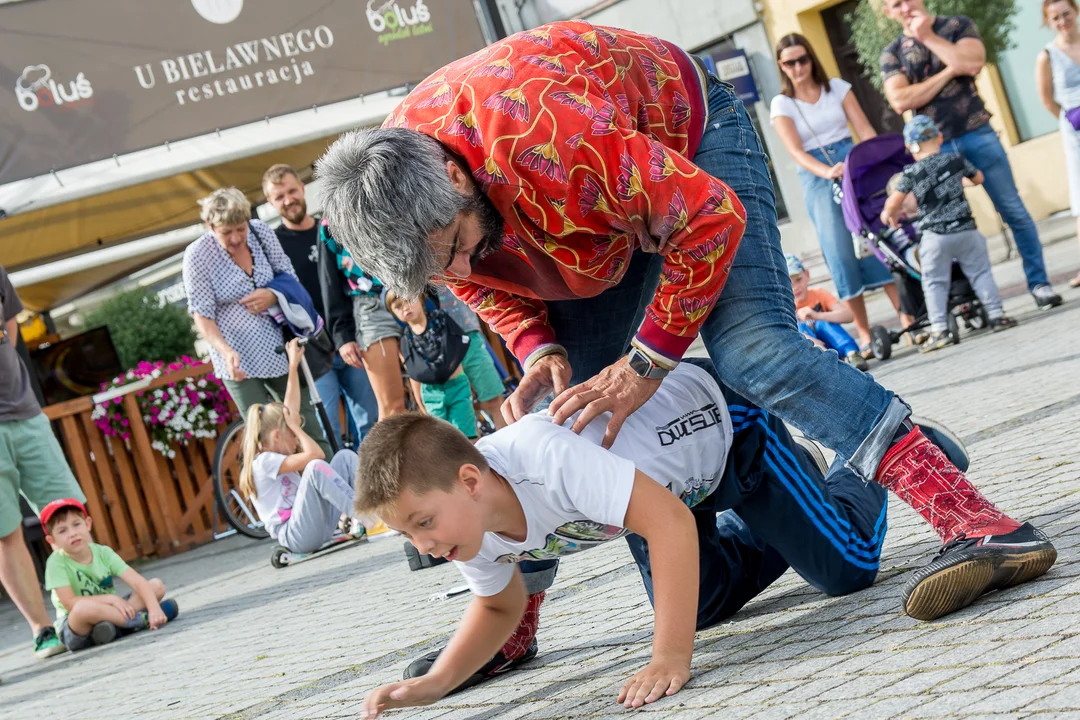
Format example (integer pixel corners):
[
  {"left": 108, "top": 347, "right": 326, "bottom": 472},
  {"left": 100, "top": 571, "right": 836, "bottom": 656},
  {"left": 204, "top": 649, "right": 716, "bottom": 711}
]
[
  {"left": 84, "top": 288, "right": 197, "bottom": 370},
  {"left": 849, "top": 0, "right": 1019, "bottom": 91}
]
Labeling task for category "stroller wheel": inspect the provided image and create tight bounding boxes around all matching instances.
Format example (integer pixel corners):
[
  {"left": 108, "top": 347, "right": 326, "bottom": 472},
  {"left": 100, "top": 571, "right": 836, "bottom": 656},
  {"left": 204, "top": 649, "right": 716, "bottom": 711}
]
[
  {"left": 947, "top": 313, "right": 961, "bottom": 343},
  {"left": 969, "top": 303, "right": 990, "bottom": 331},
  {"left": 870, "top": 325, "right": 892, "bottom": 361}
]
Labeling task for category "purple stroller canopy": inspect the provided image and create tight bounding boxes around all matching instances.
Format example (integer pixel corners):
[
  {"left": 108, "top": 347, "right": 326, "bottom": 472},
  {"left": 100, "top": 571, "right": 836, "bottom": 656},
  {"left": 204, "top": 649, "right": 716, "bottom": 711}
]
[{"left": 841, "top": 134, "right": 914, "bottom": 236}]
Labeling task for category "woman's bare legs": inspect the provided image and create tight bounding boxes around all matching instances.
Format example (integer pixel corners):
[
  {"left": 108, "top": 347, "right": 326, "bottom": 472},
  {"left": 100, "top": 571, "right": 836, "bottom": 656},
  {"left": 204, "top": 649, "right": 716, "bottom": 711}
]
[
  {"left": 363, "top": 337, "right": 407, "bottom": 419},
  {"left": 847, "top": 293, "right": 873, "bottom": 348}
]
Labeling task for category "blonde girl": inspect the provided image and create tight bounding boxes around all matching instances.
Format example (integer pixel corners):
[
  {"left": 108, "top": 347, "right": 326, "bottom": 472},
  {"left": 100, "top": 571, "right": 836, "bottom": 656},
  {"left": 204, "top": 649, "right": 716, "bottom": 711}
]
[{"left": 239, "top": 339, "right": 362, "bottom": 552}]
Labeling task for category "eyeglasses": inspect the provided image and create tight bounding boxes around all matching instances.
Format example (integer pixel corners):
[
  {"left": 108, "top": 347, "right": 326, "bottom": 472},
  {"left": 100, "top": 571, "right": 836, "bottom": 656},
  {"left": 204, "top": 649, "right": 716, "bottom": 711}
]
[{"left": 781, "top": 55, "right": 811, "bottom": 69}]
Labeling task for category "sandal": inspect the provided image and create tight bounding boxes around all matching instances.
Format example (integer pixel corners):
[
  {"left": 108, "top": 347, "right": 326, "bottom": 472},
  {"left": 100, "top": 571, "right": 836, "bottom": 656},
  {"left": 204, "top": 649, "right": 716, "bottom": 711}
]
[
  {"left": 1069, "top": 272, "right": 1080, "bottom": 289},
  {"left": 859, "top": 343, "right": 875, "bottom": 361}
]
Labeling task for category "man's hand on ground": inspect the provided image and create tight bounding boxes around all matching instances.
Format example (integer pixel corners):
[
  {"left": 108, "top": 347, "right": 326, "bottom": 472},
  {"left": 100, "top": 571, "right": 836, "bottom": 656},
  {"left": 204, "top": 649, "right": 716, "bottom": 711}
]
[
  {"left": 501, "top": 353, "right": 572, "bottom": 424},
  {"left": 617, "top": 657, "right": 691, "bottom": 709},
  {"left": 362, "top": 677, "right": 446, "bottom": 719},
  {"left": 548, "top": 355, "right": 662, "bottom": 448}
]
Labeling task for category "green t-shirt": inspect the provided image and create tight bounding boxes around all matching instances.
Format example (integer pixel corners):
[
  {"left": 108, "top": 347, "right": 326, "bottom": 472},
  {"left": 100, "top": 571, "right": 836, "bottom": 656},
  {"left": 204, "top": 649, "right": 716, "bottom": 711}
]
[{"left": 44, "top": 543, "right": 131, "bottom": 625}]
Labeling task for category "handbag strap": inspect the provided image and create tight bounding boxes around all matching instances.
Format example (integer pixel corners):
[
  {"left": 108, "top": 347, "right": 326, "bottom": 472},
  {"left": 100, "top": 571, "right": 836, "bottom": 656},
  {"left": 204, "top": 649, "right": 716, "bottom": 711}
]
[{"left": 791, "top": 87, "right": 837, "bottom": 167}]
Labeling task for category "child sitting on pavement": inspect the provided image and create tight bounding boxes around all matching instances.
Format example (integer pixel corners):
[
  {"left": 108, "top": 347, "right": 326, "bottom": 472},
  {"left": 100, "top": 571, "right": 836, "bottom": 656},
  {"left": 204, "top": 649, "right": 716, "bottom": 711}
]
[
  {"left": 42, "top": 498, "right": 178, "bottom": 652},
  {"left": 385, "top": 289, "right": 481, "bottom": 440},
  {"left": 240, "top": 339, "right": 366, "bottom": 553},
  {"left": 881, "top": 115, "right": 1017, "bottom": 353},
  {"left": 355, "top": 361, "right": 899, "bottom": 717},
  {"left": 787, "top": 254, "right": 869, "bottom": 371}
]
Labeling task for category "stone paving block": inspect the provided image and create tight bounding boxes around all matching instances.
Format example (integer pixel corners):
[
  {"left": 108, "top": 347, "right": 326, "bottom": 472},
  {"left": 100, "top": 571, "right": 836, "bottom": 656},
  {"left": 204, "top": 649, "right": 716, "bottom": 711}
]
[
  {"left": 871, "top": 668, "right": 970, "bottom": 697},
  {"left": 895, "top": 689, "right": 1000, "bottom": 718}
]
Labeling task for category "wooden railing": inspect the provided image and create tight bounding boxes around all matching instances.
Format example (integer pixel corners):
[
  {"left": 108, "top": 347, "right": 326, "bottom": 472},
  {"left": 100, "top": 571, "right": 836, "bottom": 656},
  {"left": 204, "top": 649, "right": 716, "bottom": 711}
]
[{"left": 43, "top": 363, "right": 234, "bottom": 562}]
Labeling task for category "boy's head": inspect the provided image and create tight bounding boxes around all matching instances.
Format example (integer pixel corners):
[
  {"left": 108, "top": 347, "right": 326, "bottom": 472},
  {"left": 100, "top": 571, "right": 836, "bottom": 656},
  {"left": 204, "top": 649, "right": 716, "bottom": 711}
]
[
  {"left": 40, "top": 499, "right": 92, "bottom": 554},
  {"left": 385, "top": 289, "right": 427, "bottom": 325},
  {"left": 903, "top": 115, "right": 941, "bottom": 157},
  {"left": 356, "top": 412, "right": 491, "bottom": 562},
  {"left": 786, "top": 254, "right": 810, "bottom": 302}
]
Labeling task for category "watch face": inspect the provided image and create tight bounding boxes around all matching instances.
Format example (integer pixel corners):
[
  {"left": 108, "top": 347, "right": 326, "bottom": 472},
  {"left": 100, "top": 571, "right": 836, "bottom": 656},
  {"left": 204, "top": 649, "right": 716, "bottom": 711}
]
[{"left": 628, "top": 351, "right": 652, "bottom": 376}]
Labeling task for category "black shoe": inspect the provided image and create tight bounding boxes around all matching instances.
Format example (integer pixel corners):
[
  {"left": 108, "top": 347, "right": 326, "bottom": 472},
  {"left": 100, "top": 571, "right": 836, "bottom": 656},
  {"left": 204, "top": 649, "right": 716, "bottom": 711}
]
[
  {"left": 989, "top": 315, "right": 1018, "bottom": 332},
  {"left": 403, "top": 640, "right": 538, "bottom": 694},
  {"left": 902, "top": 523, "right": 1057, "bottom": 621},
  {"left": 90, "top": 622, "right": 118, "bottom": 646},
  {"left": 1032, "top": 284, "right": 1062, "bottom": 310}
]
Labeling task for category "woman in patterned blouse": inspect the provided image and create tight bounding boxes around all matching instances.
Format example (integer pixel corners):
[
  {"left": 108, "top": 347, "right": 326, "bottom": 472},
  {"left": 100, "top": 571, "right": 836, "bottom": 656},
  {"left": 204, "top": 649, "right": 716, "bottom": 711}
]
[{"left": 182, "top": 188, "right": 330, "bottom": 455}]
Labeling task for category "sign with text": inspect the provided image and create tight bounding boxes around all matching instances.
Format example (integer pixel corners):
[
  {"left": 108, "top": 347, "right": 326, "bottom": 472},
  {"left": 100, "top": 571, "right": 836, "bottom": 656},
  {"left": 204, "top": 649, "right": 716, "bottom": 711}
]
[
  {"left": 0, "top": 0, "right": 486, "bottom": 184},
  {"left": 707, "top": 49, "right": 760, "bottom": 106}
]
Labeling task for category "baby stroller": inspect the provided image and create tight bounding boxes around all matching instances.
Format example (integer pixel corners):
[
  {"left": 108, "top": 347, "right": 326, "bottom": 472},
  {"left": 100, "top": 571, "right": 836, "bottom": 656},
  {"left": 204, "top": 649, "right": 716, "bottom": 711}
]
[{"left": 840, "top": 134, "right": 990, "bottom": 360}]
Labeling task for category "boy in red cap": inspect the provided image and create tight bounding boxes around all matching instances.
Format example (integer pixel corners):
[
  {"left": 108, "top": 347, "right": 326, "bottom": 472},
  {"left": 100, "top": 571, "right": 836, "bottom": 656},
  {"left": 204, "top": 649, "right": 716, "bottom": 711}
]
[{"left": 41, "top": 499, "right": 179, "bottom": 651}]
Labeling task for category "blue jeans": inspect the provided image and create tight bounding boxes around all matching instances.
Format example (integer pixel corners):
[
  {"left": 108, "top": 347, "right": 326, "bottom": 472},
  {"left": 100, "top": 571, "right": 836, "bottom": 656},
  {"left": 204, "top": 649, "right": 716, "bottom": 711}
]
[
  {"left": 518, "top": 77, "right": 911, "bottom": 597},
  {"left": 313, "top": 355, "right": 378, "bottom": 446},
  {"left": 799, "top": 138, "right": 894, "bottom": 301},
  {"left": 942, "top": 124, "right": 1049, "bottom": 290},
  {"left": 798, "top": 320, "right": 860, "bottom": 357}
]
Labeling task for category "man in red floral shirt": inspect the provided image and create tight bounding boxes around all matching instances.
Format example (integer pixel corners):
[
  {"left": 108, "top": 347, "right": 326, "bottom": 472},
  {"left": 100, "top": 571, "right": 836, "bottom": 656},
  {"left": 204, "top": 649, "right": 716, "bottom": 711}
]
[{"left": 318, "top": 20, "right": 1054, "bottom": 699}]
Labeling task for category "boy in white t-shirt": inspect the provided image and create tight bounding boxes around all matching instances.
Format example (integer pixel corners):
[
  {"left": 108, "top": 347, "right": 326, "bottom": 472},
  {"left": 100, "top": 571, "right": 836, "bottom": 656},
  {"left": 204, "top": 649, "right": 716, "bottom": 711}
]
[{"left": 355, "top": 360, "right": 892, "bottom": 717}]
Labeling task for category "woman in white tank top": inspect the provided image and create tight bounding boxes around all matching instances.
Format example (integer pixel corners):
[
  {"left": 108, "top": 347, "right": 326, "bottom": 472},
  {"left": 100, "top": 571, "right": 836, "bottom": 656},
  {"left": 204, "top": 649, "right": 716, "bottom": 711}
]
[{"left": 1036, "top": 0, "right": 1080, "bottom": 287}]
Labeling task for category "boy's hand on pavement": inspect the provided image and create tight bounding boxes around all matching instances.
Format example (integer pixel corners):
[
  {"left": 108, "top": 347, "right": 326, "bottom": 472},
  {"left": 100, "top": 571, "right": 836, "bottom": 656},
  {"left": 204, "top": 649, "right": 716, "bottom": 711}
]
[
  {"left": 362, "top": 678, "right": 446, "bottom": 719},
  {"left": 148, "top": 602, "right": 168, "bottom": 630},
  {"left": 617, "top": 657, "right": 690, "bottom": 709}
]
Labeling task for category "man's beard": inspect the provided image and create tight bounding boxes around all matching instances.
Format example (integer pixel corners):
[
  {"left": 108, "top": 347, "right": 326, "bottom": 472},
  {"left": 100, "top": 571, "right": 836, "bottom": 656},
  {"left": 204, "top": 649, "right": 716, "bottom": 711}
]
[
  {"left": 283, "top": 198, "right": 308, "bottom": 224},
  {"left": 466, "top": 188, "right": 505, "bottom": 261}
]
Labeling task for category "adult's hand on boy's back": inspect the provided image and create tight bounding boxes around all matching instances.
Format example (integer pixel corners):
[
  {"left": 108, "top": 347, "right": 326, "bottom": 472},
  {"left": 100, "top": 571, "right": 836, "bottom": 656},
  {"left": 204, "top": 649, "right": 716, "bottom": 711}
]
[
  {"left": 362, "top": 677, "right": 445, "bottom": 719},
  {"left": 618, "top": 657, "right": 691, "bottom": 709}
]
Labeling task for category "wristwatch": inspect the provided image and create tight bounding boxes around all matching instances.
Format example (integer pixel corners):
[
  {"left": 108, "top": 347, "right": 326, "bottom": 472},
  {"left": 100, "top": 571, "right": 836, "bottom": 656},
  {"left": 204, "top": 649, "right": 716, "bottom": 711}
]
[{"left": 627, "top": 347, "right": 670, "bottom": 380}]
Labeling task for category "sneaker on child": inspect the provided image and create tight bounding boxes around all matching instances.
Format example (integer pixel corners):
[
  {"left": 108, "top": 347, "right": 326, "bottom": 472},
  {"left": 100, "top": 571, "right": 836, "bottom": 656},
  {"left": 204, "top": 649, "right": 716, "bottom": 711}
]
[
  {"left": 989, "top": 315, "right": 1018, "bottom": 332},
  {"left": 919, "top": 330, "right": 958, "bottom": 354}
]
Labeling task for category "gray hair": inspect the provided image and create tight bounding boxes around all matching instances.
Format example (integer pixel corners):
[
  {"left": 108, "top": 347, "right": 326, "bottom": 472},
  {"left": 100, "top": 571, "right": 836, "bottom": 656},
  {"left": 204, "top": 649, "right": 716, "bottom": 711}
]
[
  {"left": 315, "top": 128, "right": 468, "bottom": 298},
  {"left": 198, "top": 187, "right": 252, "bottom": 227}
]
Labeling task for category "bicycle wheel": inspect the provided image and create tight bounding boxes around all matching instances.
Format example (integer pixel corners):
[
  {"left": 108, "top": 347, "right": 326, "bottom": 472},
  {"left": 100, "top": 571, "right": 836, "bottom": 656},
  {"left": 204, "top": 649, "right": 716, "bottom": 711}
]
[{"left": 211, "top": 419, "right": 269, "bottom": 539}]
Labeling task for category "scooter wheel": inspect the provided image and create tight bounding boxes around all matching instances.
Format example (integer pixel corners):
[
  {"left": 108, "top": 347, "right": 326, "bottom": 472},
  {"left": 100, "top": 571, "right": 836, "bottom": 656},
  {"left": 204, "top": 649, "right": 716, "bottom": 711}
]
[{"left": 270, "top": 546, "right": 290, "bottom": 569}]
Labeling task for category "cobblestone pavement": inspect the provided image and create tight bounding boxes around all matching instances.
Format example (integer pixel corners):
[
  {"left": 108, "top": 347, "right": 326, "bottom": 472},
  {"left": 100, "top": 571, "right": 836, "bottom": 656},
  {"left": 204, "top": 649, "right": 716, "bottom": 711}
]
[{"left": 2, "top": 240, "right": 1079, "bottom": 720}]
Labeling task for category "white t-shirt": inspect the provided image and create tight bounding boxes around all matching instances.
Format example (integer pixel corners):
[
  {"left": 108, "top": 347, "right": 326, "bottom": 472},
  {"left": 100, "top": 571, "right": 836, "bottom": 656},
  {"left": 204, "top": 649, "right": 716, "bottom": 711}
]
[
  {"left": 456, "top": 363, "right": 733, "bottom": 597},
  {"left": 770, "top": 78, "right": 852, "bottom": 151},
  {"left": 250, "top": 452, "right": 302, "bottom": 539}
]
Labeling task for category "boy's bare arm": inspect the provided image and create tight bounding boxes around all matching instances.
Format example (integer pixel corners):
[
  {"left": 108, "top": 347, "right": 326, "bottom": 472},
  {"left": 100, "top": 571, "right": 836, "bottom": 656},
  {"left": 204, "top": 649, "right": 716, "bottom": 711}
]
[
  {"left": 813, "top": 302, "right": 855, "bottom": 325},
  {"left": 409, "top": 378, "right": 426, "bottom": 413},
  {"left": 881, "top": 191, "right": 907, "bottom": 228},
  {"left": 119, "top": 568, "right": 167, "bottom": 629},
  {"left": 363, "top": 572, "right": 528, "bottom": 719},
  {"left": 54, "top": 585, "right": 136, "bottom": 618},
  {"left": 619, "top": 471, "right": 698, "bottom": 708}
]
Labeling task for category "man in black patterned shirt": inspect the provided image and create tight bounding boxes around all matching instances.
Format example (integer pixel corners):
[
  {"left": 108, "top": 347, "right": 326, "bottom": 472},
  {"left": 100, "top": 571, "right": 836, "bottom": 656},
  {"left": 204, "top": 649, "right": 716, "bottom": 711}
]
[{"left": 879, "top": 0, "right": 1063, "bottom": 311}]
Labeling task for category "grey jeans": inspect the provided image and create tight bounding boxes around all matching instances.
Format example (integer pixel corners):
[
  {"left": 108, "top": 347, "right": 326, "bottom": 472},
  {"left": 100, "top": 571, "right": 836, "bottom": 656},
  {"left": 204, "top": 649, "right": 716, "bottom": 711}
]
[
  {"left": 278, "top": 449, "right": 358, "bottom": 553},
  {"left": 919, "top": 228, "right": 1004, "bottom": 332}
]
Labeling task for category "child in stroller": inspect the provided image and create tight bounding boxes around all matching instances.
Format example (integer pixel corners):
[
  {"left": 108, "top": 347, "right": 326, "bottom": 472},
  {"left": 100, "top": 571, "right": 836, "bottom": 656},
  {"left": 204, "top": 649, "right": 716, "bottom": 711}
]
[{"left": 839, "top": 131, "right": 1010, "bottom": 360}]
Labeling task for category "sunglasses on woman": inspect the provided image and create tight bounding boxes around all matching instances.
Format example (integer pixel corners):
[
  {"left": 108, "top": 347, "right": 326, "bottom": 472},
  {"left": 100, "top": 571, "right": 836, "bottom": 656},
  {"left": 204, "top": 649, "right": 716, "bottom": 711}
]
[{"left": 781, "top": 54, "right": 811, "bottom": 68}]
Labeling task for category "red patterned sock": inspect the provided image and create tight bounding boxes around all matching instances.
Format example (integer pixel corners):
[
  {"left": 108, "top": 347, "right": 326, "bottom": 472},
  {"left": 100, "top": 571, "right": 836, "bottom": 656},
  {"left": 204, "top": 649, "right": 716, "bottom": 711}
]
[
  {"left": 499, "top": 591, "right": 544, "bottom": 661},
  {"left": 876, "top": 427, "right": 1021, "bottom": 544}
]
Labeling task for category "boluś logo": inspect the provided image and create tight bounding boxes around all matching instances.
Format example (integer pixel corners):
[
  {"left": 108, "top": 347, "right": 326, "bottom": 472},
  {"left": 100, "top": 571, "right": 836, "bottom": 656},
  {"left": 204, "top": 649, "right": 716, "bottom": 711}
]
[
  {"left": 15, "top": 64, "right": 93, "bottom": 112},
  {"left": 366, "top": 0, "right": 433, "bottom": 45}
]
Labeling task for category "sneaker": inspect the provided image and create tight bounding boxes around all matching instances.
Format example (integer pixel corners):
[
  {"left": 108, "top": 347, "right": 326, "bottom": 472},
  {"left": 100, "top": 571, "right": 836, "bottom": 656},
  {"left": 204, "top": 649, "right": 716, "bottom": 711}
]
[
  {"left": 1032, "top": 284, "right": 1062, "bottom": 310},
  {"left": 902, "top": 523, "right": 1057, "bottom": 621},
  {"left": 919, "top": 330, "right": 957, "bottom": 354},
  {"left": 403, "top": 640, "right": 539, "bottom": 694},
  {"left": 348, "top": 518, "right": 368, "bottom": 539},
  {"left": 988, "top": 315, "right": 1018, "bottom": 332},
  {"left": 33, "top": 626, "right": 66, "bottom": 659},
  {"left": 845, "top": 350, "right": 869, "bottom": 371},
  {"left": 90, "top": 622, "right": 118, "bottom": 646}
]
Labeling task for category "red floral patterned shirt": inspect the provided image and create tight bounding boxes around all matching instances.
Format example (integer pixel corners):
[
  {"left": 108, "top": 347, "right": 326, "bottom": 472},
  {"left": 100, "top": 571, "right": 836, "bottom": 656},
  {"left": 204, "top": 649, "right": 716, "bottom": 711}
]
[{"left": 386, "top": 21, "right": 746, "bottom": 365}]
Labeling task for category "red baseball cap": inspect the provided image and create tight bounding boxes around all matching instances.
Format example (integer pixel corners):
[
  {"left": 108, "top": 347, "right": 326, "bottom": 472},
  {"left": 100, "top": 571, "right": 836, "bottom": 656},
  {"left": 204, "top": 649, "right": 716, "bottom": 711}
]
[{"left": 39, "top": 498, "right": 87, "bottom": 528}]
